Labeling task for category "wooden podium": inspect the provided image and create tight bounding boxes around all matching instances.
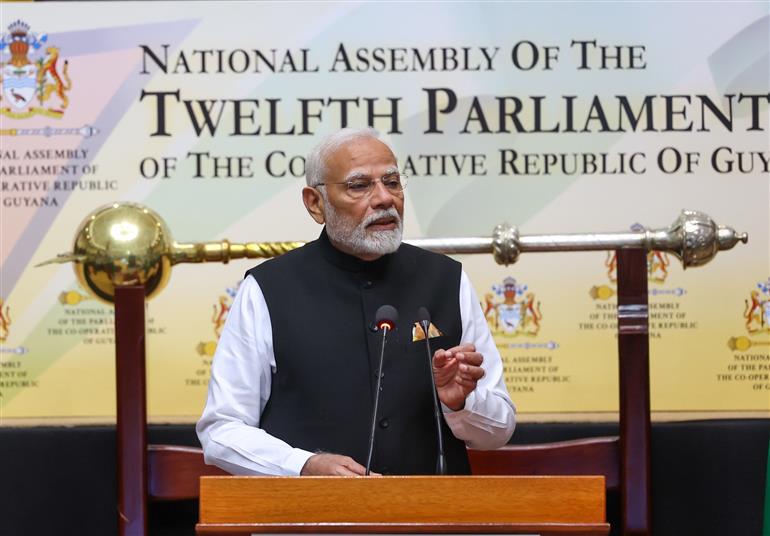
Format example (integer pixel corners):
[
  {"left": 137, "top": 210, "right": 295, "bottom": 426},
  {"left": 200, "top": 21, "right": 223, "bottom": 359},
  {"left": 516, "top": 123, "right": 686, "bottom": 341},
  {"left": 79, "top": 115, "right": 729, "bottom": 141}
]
[{"left": 196, "top": 475, "right": 610, "bottom": 535}]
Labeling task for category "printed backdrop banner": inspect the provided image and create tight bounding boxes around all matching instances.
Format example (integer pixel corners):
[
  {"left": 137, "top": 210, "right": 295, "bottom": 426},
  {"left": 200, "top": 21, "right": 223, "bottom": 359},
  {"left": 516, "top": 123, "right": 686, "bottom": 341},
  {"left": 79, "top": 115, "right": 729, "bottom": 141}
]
[{"left": 0, "top": 2, "right": 768, "bottom": 424}]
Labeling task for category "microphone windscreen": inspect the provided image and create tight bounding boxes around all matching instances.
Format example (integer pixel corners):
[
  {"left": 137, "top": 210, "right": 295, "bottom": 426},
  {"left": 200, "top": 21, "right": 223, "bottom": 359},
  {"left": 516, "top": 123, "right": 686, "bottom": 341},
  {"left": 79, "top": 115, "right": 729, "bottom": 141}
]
[
  {"left": 417, "top": 306, "right": 431, "bottom": 325},
  {"left": 375, "top": 304, "right": 399, "bottom": 330}
]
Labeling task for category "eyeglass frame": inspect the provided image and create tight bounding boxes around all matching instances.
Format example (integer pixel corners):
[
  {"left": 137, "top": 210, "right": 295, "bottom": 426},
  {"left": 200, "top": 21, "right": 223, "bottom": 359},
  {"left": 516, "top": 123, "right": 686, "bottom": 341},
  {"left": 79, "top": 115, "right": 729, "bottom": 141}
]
[{"left": 314, "top": 171, "right": 408, "bottom": 199}]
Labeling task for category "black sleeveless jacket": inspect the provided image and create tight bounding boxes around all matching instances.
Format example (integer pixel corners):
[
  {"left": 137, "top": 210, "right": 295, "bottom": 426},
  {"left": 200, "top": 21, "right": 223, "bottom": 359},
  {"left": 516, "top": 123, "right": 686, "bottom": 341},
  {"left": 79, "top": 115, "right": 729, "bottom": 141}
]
[{"left": 247, "top": 228, "right": 471, "bottom": 475}]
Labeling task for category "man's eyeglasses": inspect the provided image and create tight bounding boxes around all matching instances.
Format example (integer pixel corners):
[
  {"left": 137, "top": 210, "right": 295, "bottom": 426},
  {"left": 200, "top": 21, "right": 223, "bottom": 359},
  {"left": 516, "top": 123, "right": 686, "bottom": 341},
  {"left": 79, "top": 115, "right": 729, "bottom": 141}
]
[{"left": 315, "top": 173, "right": 408, "bottom": 199}]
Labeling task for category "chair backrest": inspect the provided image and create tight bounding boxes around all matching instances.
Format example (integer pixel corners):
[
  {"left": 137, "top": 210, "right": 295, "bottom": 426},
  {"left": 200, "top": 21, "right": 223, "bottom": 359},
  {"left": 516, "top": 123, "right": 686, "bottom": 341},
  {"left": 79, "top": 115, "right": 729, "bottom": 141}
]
[
  {"left": 468, "top": 437, "right": 620, "bottom": 489},
  {"left": 148, "top": 445, "right": 227, "bottom": 501}
]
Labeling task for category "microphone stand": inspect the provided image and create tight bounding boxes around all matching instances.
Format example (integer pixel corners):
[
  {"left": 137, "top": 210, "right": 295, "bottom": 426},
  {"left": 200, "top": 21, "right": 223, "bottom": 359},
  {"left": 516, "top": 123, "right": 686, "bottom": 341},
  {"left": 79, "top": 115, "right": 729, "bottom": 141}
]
[
  {"left": 421, "top": 319, "right": 447, "bottom": 475},
  {"left": 365, "top": 325, "right": 389, "bottom": 476}
]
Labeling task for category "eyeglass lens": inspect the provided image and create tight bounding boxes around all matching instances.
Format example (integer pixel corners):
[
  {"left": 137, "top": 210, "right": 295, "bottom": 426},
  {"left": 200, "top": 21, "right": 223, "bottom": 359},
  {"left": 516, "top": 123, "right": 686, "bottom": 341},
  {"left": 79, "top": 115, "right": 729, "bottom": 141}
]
[{"left": 347, "top": 174, "right": 406, "bottom": 197}]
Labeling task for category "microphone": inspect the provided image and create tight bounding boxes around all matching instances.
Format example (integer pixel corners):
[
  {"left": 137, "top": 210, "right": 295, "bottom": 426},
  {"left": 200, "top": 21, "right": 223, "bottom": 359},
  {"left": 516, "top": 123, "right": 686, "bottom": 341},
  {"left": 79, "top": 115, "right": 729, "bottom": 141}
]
[
  {"left": 365, "top": 304, "right": 399, "bottom": 475},
  {"left": 417, "top": 306, "right": 447, "bottom": 475},
  {"left": 375, "top": 305, "right": 398, "bottom": 331}
]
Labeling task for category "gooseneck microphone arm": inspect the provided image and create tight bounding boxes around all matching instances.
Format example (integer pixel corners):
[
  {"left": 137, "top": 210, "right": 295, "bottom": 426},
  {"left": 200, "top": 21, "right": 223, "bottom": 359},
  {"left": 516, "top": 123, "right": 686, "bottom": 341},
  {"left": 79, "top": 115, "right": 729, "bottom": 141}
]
[
  {"left": 418, "top": 306, "right": 447, "bottom": 475},
  {"left": 365, "top": 305, "right": 399, "bottom": 476}
]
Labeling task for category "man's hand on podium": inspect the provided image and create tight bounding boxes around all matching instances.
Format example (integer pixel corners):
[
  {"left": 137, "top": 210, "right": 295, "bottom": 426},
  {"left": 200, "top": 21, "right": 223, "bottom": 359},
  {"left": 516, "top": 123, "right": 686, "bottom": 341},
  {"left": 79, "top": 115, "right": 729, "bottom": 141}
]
[{"left": 300, "top": 453, "right": 379, "bottom": 476}]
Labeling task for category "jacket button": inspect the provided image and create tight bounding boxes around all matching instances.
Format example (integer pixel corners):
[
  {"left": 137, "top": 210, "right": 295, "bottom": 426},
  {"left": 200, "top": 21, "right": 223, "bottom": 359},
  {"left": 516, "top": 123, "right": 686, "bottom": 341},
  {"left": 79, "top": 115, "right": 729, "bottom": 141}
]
[
  {"left": 363, "top": 281, "right": 373, "bottom": 289},
  {"left": 379, "top": 418, "right": 389, "bottom": 429}
]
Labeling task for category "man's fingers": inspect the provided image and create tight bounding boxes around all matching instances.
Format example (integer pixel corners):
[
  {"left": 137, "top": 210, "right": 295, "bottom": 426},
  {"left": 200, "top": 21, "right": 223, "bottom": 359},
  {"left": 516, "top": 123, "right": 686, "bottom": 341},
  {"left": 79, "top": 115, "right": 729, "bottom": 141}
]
[
  {"left": 342, "top": 457, "right": 368, "bottom": 475},
  {"left": 447, "top": 343, "right": 476, "bottom": 354},
  {"left": 341, "top": 458, "right": 380, "bottom": 476},
  {"left": 433, "top": 352, "right": 459, "bottom": 387},
  {"left": 456, "top": 376, "right": 478, "bottom": 389},
  {"left": 432, "top": 349, "right": 447, "bottom": 367},
  {"left": 335, "top": 465, "right": 359, "bottom": 476},
  {"left": 457, "top": 351, "right": 483, "bottom": 366},
  {"left": 435, "top": 344, "right": 476, "bottom": 363},
  {"left": 301, "top": 453, "right": 374, "bottom": 476},
  {"left": 460, "top": 364, "right": 486, "bottom": 381}
]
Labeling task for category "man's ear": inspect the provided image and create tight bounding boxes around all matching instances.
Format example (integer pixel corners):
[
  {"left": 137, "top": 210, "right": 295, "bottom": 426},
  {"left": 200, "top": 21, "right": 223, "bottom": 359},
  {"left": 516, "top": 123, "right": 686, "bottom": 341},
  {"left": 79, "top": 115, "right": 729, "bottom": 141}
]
[{"left": 302, "top": 186, "right": 326, "bottom": 224}]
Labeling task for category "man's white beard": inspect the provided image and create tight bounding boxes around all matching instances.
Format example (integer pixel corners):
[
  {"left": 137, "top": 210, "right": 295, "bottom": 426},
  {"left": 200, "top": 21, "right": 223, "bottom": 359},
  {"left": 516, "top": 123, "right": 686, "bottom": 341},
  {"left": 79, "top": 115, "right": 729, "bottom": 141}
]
[{"left": 324, "top": 205, "right": 403, "bottom": 258}]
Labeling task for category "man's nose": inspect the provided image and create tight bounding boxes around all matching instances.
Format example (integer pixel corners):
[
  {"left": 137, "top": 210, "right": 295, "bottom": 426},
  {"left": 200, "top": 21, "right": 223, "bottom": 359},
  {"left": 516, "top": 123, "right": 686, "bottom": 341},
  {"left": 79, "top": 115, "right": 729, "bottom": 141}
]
[{"left": 369, "top": 179, "right": 394, "bottom": 208}]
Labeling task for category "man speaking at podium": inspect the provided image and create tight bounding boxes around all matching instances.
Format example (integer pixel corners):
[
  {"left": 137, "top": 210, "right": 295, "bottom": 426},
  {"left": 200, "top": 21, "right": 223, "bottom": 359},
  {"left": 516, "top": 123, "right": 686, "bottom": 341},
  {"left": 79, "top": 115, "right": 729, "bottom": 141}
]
[{"left": 197, "top": 128, "right": 515, "bottom": 476}]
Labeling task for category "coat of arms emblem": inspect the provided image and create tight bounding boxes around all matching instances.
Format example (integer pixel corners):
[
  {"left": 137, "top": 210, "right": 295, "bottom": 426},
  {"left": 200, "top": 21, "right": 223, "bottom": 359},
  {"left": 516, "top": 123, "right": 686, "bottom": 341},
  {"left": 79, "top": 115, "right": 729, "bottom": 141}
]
[
  {"left": 0, "top": 20, "right": 71, "bottom": 119},
  {"left": 197, "top": 282, "right": 240, "bottom": 356},
  {"left": 484, "top": 277, "right": 542, "bottom": 337},
  {"left": 0, "top": 297, "right": 11, "bottom": 343},
  {"left": 728, "top": 278, "right": 770, "bottom": 352},
  {"left": 743, "top": 279, "right": 770, "bottom": 334}
]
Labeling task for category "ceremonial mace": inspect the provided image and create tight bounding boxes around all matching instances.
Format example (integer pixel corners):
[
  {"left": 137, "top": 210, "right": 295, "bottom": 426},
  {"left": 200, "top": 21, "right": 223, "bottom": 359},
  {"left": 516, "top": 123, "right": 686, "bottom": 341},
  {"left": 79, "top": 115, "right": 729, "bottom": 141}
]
[
  {"left": 38, "top": 202, "right": 746, "bottom": 536},
  {"left": 38, "top": 202, "right": 746, "bottom": 303}
]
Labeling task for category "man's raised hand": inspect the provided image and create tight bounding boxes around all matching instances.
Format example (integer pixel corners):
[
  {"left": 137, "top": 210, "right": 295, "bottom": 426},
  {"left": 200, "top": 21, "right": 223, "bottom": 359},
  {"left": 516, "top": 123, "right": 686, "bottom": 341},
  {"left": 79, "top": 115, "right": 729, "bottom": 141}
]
[{"left": 432, "top": 343, "right": 485, "bottom": 411}]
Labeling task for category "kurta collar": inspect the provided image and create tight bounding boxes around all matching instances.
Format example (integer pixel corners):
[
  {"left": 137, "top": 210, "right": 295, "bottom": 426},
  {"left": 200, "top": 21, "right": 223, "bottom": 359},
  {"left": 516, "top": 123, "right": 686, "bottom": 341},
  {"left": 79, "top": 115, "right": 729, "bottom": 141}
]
[{"left": 318, "top": 227, "right": 395, "bottom": 274}]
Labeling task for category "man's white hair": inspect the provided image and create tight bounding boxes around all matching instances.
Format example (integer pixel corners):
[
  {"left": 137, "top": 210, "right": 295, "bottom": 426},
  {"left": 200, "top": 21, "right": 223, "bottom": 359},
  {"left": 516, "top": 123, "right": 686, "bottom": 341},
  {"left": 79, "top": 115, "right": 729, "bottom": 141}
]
[{"left": 305, "top": 127, "right": 392, "bottom": 187}]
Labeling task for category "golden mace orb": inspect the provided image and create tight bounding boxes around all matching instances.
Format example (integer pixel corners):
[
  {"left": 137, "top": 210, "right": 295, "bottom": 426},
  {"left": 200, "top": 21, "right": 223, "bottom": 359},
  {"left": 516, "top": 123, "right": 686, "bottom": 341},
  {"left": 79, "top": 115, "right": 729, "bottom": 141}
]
[{"left": 36, "top": 202, "right": 304, "bottom": 303}]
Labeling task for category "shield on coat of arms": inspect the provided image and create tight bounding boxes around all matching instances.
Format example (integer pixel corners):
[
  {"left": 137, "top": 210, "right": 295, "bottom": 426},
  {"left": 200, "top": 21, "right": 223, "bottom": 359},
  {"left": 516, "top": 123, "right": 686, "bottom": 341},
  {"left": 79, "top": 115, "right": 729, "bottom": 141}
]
[
  {"left": 498, "top": 304, "right": 521, "bottom": 333},
  {"left": 2, "top": 63, "right": 37, "bottom": 110}
]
